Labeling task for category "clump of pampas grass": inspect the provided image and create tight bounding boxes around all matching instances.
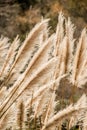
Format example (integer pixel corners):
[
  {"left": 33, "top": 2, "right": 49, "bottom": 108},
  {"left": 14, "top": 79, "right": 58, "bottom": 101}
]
[{"left": 0, "top": 12, "right": 87, "bottom": 130}]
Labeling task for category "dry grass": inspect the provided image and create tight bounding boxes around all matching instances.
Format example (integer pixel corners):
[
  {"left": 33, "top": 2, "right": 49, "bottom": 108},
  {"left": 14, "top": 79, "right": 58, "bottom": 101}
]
[{"left": 0, "top": 12, "right": 87, "bottom": 130}]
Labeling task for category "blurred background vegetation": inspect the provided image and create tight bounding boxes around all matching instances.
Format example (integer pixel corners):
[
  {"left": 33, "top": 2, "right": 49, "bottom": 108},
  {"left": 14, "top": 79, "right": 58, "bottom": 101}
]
[{"left": 0, "top": 0, "right": 87, "bottom": 39}]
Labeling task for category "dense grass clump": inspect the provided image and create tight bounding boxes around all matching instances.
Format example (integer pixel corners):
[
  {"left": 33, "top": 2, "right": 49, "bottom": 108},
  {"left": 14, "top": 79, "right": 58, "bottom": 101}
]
[{"left": 0, "top": 12, "right": 87, "bottom": 130}]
